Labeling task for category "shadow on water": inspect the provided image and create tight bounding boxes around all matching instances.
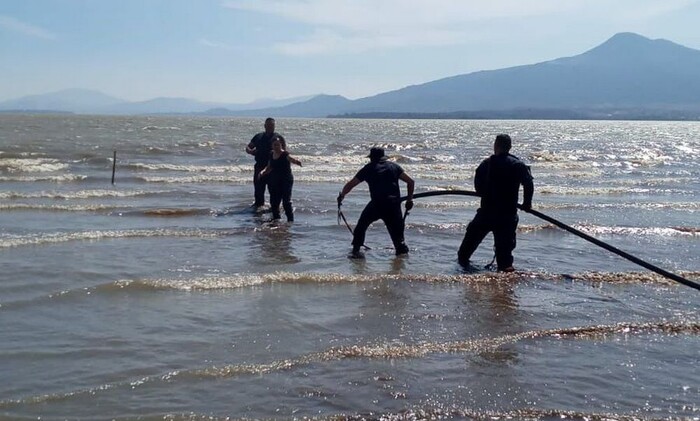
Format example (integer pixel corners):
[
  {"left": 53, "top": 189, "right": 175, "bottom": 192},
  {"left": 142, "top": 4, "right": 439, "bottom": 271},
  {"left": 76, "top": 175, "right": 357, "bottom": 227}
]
[{"left": 248, "top": 221, "right": 301, "bottom": 265}]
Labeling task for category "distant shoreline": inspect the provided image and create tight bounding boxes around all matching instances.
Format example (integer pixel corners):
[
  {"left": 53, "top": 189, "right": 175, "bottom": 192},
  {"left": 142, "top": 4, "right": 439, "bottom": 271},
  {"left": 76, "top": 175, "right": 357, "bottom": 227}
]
[
  {"left": 327, "top": 109, "right": 700, "bottom": 122},
  {"left": 2, "top": 108, "right": 699, "bottom": 122}
]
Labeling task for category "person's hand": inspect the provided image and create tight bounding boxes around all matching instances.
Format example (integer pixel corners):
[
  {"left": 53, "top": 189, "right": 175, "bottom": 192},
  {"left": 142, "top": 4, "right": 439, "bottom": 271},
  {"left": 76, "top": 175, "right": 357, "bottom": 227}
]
[
  {"left": 521, "top": 201, "right": 532, "bottom": 211},
  {"left": 405, "top": 200, "right": 414, "bottom": 211},
  {"left": 337, "top": 193, "right": 344, "bottom": 207}
]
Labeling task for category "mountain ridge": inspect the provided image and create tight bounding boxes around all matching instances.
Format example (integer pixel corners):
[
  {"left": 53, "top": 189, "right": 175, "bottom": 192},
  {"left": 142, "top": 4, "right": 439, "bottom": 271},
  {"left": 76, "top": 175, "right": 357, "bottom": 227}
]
[{"left": 2, "top": 33, "right": 699, "bottom": 120}]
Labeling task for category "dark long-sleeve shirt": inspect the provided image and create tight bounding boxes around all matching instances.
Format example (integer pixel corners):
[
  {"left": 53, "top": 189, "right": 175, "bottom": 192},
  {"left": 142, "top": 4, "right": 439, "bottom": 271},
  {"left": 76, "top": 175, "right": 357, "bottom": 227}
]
[{"left": 474, "top": 153, "right": 533, "bottom": 215}]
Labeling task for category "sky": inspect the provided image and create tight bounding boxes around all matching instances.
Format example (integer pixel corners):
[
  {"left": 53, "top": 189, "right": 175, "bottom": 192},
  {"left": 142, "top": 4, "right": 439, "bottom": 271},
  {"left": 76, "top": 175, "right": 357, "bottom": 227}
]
[{"left": 1, "top": 0, "right": 700, "bottom": 104}]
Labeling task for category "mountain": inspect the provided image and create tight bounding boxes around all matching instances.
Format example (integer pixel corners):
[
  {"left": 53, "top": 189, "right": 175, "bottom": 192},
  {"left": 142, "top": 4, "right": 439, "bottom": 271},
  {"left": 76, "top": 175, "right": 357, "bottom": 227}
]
[
  {"left": 99, "top": 97, "right": 224, "bottom": 114},
  {"left": 0, "top": 90, "right": 322, "bottom": 115},
  {"left": 4, "top": 33, "right": 699, "bottom": 119},
  {"left": 341, "top": 32, "right": 700, "bottom": 114},
  {"left": 240, "top": 33, "right": 700, "bottom": 118},
  {"left": 202, "top": 94, "right": 352, "bottom": 117},
  {"left": 0, "top": 88, "right": 123, "bottom": 113}
]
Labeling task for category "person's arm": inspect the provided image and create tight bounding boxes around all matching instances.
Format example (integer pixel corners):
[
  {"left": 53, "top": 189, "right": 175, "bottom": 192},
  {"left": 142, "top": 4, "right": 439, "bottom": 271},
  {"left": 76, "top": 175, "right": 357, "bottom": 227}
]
[
  {"left": 520, "top": 164, "right": 534, "bottom": 210},
  {"left": 399, "top": 172, "right": 415, "bottom": 210},
  {"left": 287, "top": 154, "right": 302, "bottom": 167},
  {"left": 258, "top": 163, "right": 271, "bottom": 179},
  {"left": 337, "top": 177, "right": 361, "bottom": 205},
  {"left": 473, "top": 159, "right": 488, "bottom": 194},
  {"left": 245, "top": 135, "right": 257, "bottom": 155}
]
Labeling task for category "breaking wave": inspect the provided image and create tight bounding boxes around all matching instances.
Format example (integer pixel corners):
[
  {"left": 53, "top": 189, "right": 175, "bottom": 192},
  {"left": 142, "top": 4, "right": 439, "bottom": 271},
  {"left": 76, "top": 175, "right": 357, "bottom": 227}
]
[
  {"left": 79, "top": 271, "right": 700, "bottom": 292},
  {"left": 2, "top": 320, "right": 697, "bottom": 408},
  {"left": 0, "top": 158, "right": 69, "bottom": 173},
  {"left": 0, "top": 189, "right": 172, "bottom": 200},
  {"left": 0, "top": 227, "right": 253, "bottom": 248}
]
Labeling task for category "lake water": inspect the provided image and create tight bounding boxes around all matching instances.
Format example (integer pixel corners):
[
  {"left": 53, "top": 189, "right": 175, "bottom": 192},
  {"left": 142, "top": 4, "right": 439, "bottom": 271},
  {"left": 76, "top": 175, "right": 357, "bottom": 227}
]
[{"left": 1, "top": 115, "right": 698, "bottom": 420}]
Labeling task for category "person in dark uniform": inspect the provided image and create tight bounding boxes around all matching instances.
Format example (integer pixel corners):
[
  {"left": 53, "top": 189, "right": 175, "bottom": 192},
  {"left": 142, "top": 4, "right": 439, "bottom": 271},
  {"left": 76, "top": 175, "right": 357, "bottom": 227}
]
[
  {"left": 245, "top": 117, "right": 278, "bottom": 208},
  {"left": 458, "top": 134, "right": 534, "bottom": 272},
  {"left": 337, "top": 147, "right": 415, "bottom": 259},
  {"left": 258, "top": 135, "right": 301, "bottom": 222}
]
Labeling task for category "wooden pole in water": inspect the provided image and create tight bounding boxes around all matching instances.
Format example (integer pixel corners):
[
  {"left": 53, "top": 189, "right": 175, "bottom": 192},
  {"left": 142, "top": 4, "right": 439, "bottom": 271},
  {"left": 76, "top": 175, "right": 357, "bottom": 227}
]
[{"left": 111, "top": 150, "right": 117, "bottom": 185}]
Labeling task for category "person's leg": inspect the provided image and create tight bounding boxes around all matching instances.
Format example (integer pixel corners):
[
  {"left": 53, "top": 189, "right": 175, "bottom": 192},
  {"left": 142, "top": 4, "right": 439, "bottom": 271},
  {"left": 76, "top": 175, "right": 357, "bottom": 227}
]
[
  {"left": 253, "top": 164, "right": 265, "bottom": 207},
  {"left": 282, "top": 179, "right": 294, "bottom": 222},
  {"left": 268, "top": 182, "right": 282, "bottom": 219},
  {"left": 381, "top": 202, "right": 408, "bottom": 255},
  {"left": 493, "top": 214, "right": 518, "bottom": 270},
  {"left": 352, "top": 202, "right": 380, "bottom": 255},
  {"left": 457, "top": 211, "right": 491, "bottom": 265}
]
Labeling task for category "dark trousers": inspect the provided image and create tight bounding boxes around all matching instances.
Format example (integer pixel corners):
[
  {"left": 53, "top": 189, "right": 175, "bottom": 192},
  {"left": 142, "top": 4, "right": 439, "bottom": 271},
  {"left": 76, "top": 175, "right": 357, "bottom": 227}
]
[
  {"left": 352, "top": 200, "right": 408, "bottom": 254},
  {"left": 269, "top": 178, "right": 294, "bottom": 221},
  {"left": 253, "top": 164, "right": 268, "bottom": 207},
  {"left": 458, "top": 210, "right": 518, "bottom": 269}
]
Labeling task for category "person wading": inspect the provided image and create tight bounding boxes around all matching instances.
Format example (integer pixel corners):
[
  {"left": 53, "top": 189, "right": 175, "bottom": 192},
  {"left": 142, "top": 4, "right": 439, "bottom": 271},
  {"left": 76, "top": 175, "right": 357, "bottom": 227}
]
[
  {"left": 337, "top": 147, "right": 414, "bottom": 259},
  {"left": 258, "top": 135, "right": 301, "bottom": 222},
  {"left": 458, "top": 134, "right": 534, "bottom": 272},
  {"left": 245, "top": 117, "right": 278, "bottom": 209}
]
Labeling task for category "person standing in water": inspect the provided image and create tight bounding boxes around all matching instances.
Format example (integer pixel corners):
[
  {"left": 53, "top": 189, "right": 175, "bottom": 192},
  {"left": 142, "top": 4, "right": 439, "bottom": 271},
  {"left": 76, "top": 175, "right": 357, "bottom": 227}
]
[
  {"left": 458, "top": 134, "right": 534, "bottom": 272},
  {"left": 246, "top": 117, "right": 278, "bottom": 208},
  {"left": 258, "top": 135, "right": 301, "bottom": 222},
  {"left": 337, "top": 147, "right": 414, "bottom": 259}
]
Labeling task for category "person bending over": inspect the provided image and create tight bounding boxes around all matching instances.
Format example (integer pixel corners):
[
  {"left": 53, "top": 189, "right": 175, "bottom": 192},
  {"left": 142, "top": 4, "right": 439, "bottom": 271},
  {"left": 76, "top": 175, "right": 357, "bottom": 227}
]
[{"left": 338, "top": 147, "right": 414, "bottom": 259}]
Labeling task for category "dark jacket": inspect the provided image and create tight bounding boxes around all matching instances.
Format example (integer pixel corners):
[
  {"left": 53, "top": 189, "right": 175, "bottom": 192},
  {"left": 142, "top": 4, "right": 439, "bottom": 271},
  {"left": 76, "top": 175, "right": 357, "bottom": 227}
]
[
  {"left": 475, "top": 153, "right": 533, "bottom": 215},
  {"left": 354, "top": 159, "right": 405, "bottom": 203}
]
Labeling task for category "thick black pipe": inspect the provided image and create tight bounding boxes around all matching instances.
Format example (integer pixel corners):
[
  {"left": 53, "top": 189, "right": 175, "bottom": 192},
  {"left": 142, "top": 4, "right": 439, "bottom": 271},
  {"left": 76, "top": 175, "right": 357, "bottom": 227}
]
[{"left": 400, "top": 190, "right": 700, "bottom": 291}]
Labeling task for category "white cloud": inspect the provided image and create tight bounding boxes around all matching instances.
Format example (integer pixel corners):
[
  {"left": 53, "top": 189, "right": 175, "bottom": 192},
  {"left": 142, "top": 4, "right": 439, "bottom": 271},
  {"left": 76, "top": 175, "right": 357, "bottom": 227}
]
[
  {"left": 223, "top": 0, "right": 699, "bottom": 55},
  {"left": 0, "top": 15, "right": 55, "bottom": 40},
  {"left": 199, "top": 38, "right": 233, "bottom": 50}
]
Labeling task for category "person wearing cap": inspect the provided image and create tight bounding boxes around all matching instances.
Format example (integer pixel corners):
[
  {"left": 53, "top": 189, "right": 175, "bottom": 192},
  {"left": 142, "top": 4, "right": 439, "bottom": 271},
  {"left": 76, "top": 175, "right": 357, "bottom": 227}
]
[
  {"left": 245, "top": 117, "right": 278, "bottom": 209},
  {"left": 458, "top": 134, "right": 534, "bottom": 272},
  {"left": 337, "top": 147, "right": 415, "bottom": 259}
]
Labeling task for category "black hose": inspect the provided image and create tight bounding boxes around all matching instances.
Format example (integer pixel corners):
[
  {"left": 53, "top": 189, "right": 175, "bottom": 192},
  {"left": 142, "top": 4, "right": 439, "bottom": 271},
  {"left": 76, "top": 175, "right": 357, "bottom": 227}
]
[{"left": 400, "top": 189, "right": 700, "bottom": 291}]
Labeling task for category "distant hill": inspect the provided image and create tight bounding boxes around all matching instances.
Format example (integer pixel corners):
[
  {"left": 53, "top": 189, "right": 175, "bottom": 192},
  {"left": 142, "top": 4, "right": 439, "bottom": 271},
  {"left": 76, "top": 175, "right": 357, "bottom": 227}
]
[
  {"left": 3, "top": 33, "right": 699, "bottom": 120},
  {"left": 236, "top": 32, "right": 700, "bottom": 119},
  {"left": 202, "top": 94, "right": 352, "bottom": 117},
  {"left": 341, "top": 32, "right": 700, "bottom": 114},
  {"left": 0, "top": 88, "right": 123, "bottom": 113},
  {"left": 0, "top": 90, "right": 320, "bottom": 115}
]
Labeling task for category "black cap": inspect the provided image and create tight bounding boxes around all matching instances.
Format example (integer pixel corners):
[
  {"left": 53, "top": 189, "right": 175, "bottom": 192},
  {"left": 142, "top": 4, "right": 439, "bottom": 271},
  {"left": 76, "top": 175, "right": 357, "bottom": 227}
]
[{"left": 367, "top": 147, "right": 387, "bottom": 161}]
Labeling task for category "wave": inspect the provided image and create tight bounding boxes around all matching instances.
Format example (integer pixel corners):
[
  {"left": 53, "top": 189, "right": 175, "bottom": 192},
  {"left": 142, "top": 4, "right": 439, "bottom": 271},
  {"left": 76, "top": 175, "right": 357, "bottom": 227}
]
[
  {"left": 2, "top": 320, "right": 696, "bottom": 408},
  {"left": 0, "top": 203, "right": 116, "bottom": 213},
  {"left": 4, "top": 270, "right": 696, "bottom": 311},
  {"left": 0, "top": 227, "right": 253, "bottom": 248},
  {"left": 405, "top": 222, "right": 700, "bottom": 237},
  {"left": 535, "top": 202, "right": 700, "bottom": 211},
  {"left": 125, "top": 163, "right": 249, "bottom": 173},
  {"left": 76, "top": 271, "right": 700, "bottom": 293},
  {"left": 538, "top": 185, "right": 690, "bottom": 196},
  {"left": 126, "top": 406, "right": 685, "bottom": 421},
  {"left": 0, "top": 174, "right": 86, "bottom": 182},
  {"left": 0, "top": 189, "right": 172, "bottom": 200},
  {"left": 0, "top": 158, "right": 68, "bottom": 173},
  {"left": 141, "top": 125, "right": 181, "bottom": 131}
]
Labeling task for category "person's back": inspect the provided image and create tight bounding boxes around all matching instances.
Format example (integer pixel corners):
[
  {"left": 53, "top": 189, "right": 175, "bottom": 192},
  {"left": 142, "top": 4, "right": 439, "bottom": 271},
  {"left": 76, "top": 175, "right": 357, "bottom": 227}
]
[
  {"left": 476, "top": 153, "right": 532, "bottom": 215},
  {"left": 358, "top": 160, "right": 403, "bottom": 203},
  {"left": 458, "top": 134, "right": 533, "bottom": 271}
]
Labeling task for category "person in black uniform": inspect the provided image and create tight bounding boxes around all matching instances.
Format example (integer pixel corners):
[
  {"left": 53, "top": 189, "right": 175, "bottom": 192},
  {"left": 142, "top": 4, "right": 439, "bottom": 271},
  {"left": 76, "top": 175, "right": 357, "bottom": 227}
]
[
  {"left": 458, "top": 134, "right": 534, "bottom": 272},
  {"left": 258, "top": 135, "right": 301, "bottom": 222},
  {"left": 337, "top": 147, "right": 415, "bottom": 259},
  {"left": 246, "top": 117, "right": 278, "bottom": 208}
]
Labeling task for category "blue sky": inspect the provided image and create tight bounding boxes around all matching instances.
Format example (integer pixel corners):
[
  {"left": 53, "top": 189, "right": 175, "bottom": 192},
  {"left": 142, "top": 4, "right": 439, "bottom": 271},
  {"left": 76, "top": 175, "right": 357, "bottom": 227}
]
[{"left": 1, "top": 0, "right": 700, "bottom": 103}]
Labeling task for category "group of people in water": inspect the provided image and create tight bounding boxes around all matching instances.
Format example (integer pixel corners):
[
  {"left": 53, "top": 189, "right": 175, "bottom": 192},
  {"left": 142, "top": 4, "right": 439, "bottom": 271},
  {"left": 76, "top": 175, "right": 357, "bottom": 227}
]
[{"left": 247, "top": 118, "right": 534, "bottom": 272}]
